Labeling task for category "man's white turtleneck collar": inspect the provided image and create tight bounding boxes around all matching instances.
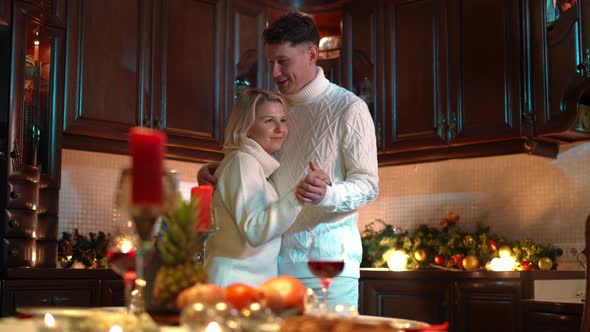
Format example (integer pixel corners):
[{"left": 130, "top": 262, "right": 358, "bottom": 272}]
[{"left": 282, "top": 66, "right": 329, "bottom": 106}]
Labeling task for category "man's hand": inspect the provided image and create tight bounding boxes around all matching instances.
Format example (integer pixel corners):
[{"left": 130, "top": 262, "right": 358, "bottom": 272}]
[
  {"left": 296, "top": 161, "right": 331, "bottom": 204},
  {"left": 197, "top": 162, "right": 220, "bottom": 186}
]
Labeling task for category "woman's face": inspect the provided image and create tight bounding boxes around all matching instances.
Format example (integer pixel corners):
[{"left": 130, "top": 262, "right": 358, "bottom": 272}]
[{"left": 247, "top": 101, "right": 288, "bottom": 154}]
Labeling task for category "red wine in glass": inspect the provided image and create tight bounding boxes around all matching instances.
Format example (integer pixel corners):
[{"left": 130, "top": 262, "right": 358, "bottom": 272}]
[
  {"left": 307, "top": 260, "right": 345, "bottom": 288},
  {"left": 307, "top": 236, "right": 345, "bottom": 314},
  {"left": 106, "top": 249, "right": 137, "bottom": 276}
]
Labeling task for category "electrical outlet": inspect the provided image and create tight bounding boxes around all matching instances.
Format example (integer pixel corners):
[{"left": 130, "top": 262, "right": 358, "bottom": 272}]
[{"left": 555, "top": 243, "right": 585, "bottom": 260}]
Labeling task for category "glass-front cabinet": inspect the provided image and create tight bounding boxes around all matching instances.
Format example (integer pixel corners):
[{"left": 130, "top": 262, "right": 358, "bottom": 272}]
[{"left": 3, "top": 1, "right": 64, "bottom": 269}]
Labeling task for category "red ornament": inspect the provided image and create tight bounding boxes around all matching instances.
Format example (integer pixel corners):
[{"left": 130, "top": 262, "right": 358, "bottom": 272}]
[
  {"left": 434, "top": 255, "right": 445, "bottom": 265},
  {"left": 516, "top": 260, "right": 532, "bottom": 271},
  {"left": 487, "top": 239, "right": 497, "bottom": 252},
  {"left": 451, "top": 254, "right": 465, "bottom": 269}
]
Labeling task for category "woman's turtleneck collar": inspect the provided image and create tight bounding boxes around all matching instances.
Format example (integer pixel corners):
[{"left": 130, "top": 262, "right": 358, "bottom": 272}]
[
  {"left": 282, "top": 66, "right": 328, "bottom": 106},
  {"left": 229, "top": 137, "right": 280, "bottom": 178}
]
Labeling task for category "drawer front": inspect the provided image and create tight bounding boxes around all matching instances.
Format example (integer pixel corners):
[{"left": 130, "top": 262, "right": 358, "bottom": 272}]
[
  {"left": 6, "top": 181, "right": 38, "bottom": 210},
  {"left": 100, "top": 279, "right": 125, "bottom": 307},
  {"left": 5, "top": 238, "right": 36, "bottom": 267},
  {"left": 36, "top": 214, "right": 58, "bottom": 240},
  {"left": 1, "top": 279, "right": 100, "bottom": 316},
  {"left": 4, "top": 209, "right": 37, "bottom": 238}
]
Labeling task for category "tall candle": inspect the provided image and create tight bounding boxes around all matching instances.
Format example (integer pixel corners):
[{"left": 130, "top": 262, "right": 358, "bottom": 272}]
[
  {"left": 129, "top": 127, "right": 166, "bottom": 208},
  {"left": 191, "top": 185, "right": 213, "bottom": 231}
]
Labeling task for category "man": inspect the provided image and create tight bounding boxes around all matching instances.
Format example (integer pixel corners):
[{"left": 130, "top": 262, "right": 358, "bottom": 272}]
[{"left": 199, "top": 12, "right": 378, "bottom": 308}]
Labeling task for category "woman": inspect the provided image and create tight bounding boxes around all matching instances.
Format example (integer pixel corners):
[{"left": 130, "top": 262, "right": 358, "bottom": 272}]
[{"left": 205, "top": 88, "right": 328, "bottom": 288}]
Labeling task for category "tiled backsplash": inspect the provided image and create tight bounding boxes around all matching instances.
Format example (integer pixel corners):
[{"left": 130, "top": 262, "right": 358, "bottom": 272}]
[{"left": 60, "top": 142, "right": 590, "bottom": 268}]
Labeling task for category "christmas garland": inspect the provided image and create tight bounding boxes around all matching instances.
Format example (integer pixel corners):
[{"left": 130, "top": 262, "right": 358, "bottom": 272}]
[
  {"left": 361, "top": 212, "right": 561, "bottom": 271},
  {"left": 58, "top": 229, "right": 111, "bottom": 268}
]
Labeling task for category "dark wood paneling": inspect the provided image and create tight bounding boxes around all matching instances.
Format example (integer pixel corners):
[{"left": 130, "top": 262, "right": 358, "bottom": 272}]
[
  {"left": 454, "top": 279, "right": 522, "bottom": 332},
  {"left": 1, "top": 279, "right": 100, "bottom": 316},
  {"left": 0, "top": 0, "right": 10, "bottom": 26},
  {"left": 522, "top": 300, "right": 582, "bottom": 332},
  {"left": 100, "top": 279, "right": 125, "bottom": 307},
  {"left": 45, "top": 0, "right": 67, "bottom": 28},
  {"left": 153, "top": 0, "right": 226, "bottom": 157},
  {"left": 362, "top": 278, "right": 451, "bottom": 325},
  {"left": 384, "top": 0, "right": 445, "bottom": 152},
  {"left": 64, "top": 0, "right": 147, "bottom": 140},
  {"left": 447, "top": 0, "right": 522, "bottom": 144}
]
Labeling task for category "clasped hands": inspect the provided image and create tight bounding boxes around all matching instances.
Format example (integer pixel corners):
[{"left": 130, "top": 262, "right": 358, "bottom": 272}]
[{"left": 296, "top": 161, "right": 331, "bottom": 205}]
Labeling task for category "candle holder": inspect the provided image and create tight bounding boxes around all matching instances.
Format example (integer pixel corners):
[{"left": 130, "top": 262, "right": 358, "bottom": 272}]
[{"left": 114, "top": 168, "right": 178, "bottom": 314}]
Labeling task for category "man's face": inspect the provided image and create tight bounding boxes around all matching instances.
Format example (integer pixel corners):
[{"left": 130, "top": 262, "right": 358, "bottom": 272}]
[{"left": 265, "top": 42, "right": 318, "bottom": 95}]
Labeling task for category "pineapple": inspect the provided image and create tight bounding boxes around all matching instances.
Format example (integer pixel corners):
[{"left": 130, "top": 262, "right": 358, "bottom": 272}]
[{"left": 152, "top": 196, "right": 208, "bottom": 309}]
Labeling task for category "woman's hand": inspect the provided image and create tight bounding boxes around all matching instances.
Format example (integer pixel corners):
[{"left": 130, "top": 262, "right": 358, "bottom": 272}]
[{"left": 296, "top": 161, "right": 331, "bottom": 204}]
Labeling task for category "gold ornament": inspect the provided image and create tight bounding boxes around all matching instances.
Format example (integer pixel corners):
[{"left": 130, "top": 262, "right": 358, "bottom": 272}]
[
  {"left": 498, "top": 245, "right": 512, "bottom": 258},
  {"left": 414, "top": 249, "right": 428, "bottom": 262},
  {"left": 462, "top": 255, "right": 480, "bottom": 270},
  {"left": 538, "top": 257, "right": 553, "bottom": 270},
  {"left": 463, "top": 235, "right": 475, "bottom": 246}
]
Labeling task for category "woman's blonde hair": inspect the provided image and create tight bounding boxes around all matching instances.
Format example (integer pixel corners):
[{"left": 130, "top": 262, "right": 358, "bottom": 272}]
[{"left": 223, "top": 88, "right": 288, "bottom": 151}]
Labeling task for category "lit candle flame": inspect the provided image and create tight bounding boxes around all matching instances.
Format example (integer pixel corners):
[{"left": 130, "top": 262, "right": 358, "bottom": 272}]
[
  {"left": 205, "top": 321, "right": 222, "bottom": 332},
  {"left": 109, "top": 325, "right": 123, "bottom": 332},
  {"left": 387, "top": 250, "right": 409, "bottom": 271},
  {"left": 44, "top": 313, "right": 56, "bottom": 328},
  {"left": 120, "top": 239, "right": 133, "bottom": 253},
  {"left": 489, "top": 256, "right": 516, "bottom": 271}
]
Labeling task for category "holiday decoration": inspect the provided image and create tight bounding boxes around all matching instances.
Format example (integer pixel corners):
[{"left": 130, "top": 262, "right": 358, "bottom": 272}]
[
  {"left": 58, "top": 229, "right": 111, "bottom": 268},
  {"left": 538, "top": 257, "right": 553, "bottom": 270},
  {"left": 361, "top": 213, "right": 561, "bottom": 271}
]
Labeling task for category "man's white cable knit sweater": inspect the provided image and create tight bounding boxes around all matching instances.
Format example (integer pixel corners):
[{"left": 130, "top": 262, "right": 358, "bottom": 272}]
[{"left": 274, "top": 67, "right": 379, "bottom": 279}]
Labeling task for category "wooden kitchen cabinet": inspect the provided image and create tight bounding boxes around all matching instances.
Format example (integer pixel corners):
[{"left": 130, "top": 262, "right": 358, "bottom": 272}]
[
  {"left": 63, "top": 0, "right": 227, "bottom": 162},
  {"left": 529, "top": 0, "right": 590, "bottom": 142},
  {"left": 99, "top": 279, "right": 126, "bottom": 307},
  {"left": 454, "top": 279, "right": 522, "bottom": 332},
  {"left": 522, "top": 300, "right": 582, "bottom": 332},
  {"left": 359, "top": 270, "right": 584, "bottom": 332},
  {"left": 0, "top": 268, "right": 123, "bottom": 317},
  {"left": 360, "top": 277, "right": 451, "bottom": 325},
  {"left": 373, "top": 0, "right": 527, "bottom": 166}
]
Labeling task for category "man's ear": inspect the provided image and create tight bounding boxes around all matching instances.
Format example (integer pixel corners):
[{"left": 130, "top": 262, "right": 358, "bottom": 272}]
[{"left": 308, "top": 45, "right": 319, "bottom": 63}]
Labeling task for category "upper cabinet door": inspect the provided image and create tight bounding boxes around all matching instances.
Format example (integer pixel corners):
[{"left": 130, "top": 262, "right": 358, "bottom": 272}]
[
  {"left": 382, "top": 0, "right": 446, "bottom": 154},
  {"left": 530, "top": 0, "right": 590, "bottom": 140},
  {"left": 63, "top": 0, "right": 149, "bottom": 154},
  {"left": 152, "top": 0, "right": 226, "bottom": 162},
  {"left": 342, "top": 0, "right": 383, "bottom": 147},
  {"left": 228, "top": 0, "right": 267, "bottom": 103},
  {"left": 446, "top": 0, "right": 522, "bottom": 144}
]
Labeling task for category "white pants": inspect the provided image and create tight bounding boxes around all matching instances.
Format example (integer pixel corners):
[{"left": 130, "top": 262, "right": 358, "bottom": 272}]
[{"left": 300, "top": 276, "right": 359, "bottom": 309}]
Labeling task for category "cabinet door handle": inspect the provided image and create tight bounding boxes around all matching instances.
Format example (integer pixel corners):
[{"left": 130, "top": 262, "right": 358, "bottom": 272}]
[
  {"left": 9, "top": 248, "right": 19, "bottom": 256},
  {"left": 154, "top": 118, "right": 161, "bottom": 130},
  {"left": 142, "top": 118, "right": 150, "bottom": 127},
  {"left": 40, "top": 296, "right": 52, "bottom": 305},
  {"left": 10, "top": 191, "right": 21, "bottom": 199},
  {"left": 52, "top": 296, "right": 69, "bottom": 304}
]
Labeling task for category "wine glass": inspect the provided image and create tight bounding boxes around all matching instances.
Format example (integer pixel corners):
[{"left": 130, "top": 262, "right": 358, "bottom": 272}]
[
  {"left": 106, "top": 220, "right": 139, "bottom": 312},
  {"left": 307, "top": 236, "right": 345, "bottom": 314}
]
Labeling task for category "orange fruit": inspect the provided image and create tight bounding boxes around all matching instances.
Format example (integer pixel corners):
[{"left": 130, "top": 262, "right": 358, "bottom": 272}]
[
  {"left": 223, "top": 283, "right": 261, "bottom": 310},
  {"left": 258, "top": 275, "right": 306, "bottom": 313}
]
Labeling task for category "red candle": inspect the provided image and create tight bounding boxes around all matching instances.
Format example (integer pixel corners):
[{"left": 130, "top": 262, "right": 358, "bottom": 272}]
[
  {"left": 191, "top": 185, "right": 213, "bottom": 231},
  {"left": 129, "top": 127, "right": 166, "bottom": 208}
]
